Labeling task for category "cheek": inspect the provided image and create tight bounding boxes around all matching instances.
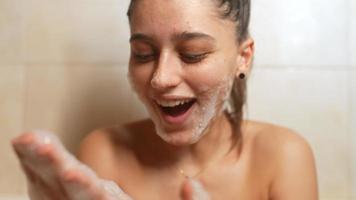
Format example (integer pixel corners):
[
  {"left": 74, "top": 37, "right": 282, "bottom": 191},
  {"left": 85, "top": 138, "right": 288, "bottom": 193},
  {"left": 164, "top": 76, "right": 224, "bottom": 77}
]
[
  {"left": 128, "top": 66, "right": 152, "bottom": 97},
  {"left": 187, "top": 60, "right": 235, "bottom": 95}
]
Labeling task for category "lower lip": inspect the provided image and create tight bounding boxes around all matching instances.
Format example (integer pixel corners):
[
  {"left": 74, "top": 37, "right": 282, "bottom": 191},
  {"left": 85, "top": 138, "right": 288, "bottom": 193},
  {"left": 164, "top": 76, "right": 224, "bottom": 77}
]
[{"left": 159, "top": 102, "right": 196, "bottom": 125}]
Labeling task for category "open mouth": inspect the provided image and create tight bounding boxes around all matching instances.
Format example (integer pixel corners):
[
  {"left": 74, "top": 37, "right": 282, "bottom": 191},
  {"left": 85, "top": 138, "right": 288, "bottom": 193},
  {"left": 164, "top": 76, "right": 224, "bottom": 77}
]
[
  {"left": 161, "top": 100, "right": 196, "bottom": 116},
  {"left": 155, "top": 98, "right": 197, "bottom": 123}
]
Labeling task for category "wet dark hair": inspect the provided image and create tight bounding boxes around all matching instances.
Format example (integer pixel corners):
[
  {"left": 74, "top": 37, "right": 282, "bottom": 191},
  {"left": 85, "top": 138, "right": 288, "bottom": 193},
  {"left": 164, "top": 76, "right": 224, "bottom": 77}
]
[
  {"left": 127, "top": 0, "right": 250, "bottom": 42},
  {"left": 213, "top": 0, "right": 251, "bottom": 142},
  {"left": 127, "top": 0, "right": 251, "bottom": 140}
]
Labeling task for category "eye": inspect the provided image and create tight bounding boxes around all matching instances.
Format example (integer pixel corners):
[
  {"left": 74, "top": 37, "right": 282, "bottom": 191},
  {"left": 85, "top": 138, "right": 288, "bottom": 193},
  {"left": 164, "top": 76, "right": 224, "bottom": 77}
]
[
  {"left": 132, "top": 53, "right": 155, "bottom": 63},
  {"left": 180, "top": 53, "right": 208, "bottom": 64}
]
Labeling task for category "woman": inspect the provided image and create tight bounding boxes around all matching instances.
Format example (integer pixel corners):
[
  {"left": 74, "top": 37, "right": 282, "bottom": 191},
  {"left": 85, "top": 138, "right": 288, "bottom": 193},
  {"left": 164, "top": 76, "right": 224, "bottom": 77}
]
[{"left": 12, "top": 0, "right": 319, "bottom": 199}]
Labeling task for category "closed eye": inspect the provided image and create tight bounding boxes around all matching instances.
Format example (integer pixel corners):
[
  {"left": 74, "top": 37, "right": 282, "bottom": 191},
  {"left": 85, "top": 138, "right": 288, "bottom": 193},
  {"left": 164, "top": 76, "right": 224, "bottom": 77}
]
[
  {"left": 180, "top": 53, "right": 209, "bottom": 64},
  {"left": 132, "top": 53, "right": 156, "bottom": 63}
]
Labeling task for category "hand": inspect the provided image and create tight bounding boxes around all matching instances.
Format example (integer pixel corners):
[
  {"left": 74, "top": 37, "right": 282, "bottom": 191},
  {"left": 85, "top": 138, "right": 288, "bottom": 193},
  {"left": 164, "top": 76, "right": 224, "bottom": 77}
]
[
  {"left": 181, "top": 178, "right": 211, "bottom": 200},
  {"left": 12, "top": 131, "right": 133, "bottom": 200}
]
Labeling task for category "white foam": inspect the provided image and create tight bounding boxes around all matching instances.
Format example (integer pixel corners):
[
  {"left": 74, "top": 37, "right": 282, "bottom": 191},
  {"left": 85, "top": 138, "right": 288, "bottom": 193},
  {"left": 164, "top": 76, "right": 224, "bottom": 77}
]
[
  {"left": 190, "top": 76, "right": 234, "bottom": 143},
  {"left": 128, "top": 68, "right": 235, "bottom": 145},
  {"left": 190, "top": 178, "right": 211, "bottom": 200},
  {"left": 15, "top": 131, "right": 133, "bottom": 200}
]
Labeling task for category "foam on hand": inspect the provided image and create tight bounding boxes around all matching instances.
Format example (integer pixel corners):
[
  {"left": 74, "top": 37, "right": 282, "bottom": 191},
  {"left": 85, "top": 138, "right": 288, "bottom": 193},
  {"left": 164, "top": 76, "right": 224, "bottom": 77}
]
[
  {"left": 12, "top": 130, "right": 133, "bottom": 200},
  {"left": 190, "top": 178, "right": 211, "bottom": 200}
]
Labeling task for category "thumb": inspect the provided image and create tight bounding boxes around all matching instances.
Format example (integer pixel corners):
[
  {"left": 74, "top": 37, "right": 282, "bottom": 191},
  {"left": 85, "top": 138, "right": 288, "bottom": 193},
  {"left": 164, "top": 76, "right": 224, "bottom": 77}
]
[
  {"left": 181, "top": 178, "right": 210, "bottom": 200},
  {"left": 181, "top": 178, "right": 194, "bottom": 200}
]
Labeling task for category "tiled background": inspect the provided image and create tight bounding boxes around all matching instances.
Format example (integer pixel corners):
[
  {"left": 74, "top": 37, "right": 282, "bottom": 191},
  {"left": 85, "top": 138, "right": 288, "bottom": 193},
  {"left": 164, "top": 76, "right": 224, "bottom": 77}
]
[{"left": 0, "top": 0, "right": 354, "bottom": 199}]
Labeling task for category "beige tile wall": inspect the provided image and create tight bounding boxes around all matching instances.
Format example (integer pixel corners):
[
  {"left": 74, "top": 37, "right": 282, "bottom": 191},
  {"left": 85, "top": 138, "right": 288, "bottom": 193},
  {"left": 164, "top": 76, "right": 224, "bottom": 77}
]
[
  {"left": 345, "top": 0, "right": 355, "bottom": 198},
  {"left": 246, "top": 68, "right": 352, "bottom": 199},
  {"left": 351, "top": 69, "right": 356, "bottom": 199},
  {"left": 0, "top": 0, "right": 24, "bottom": 65},
  {"left": 0, "top": 0, "right": 354, "bottom": 199},
  {"left": 251, "top": 0, "right": 350, "bottom": 67},
  {"left": 0, "top": 67, "right": 27, "bottom": 194},
  {"left": 21, "top": 0, "right": 130, "bottom": 64},
  {"left": 350, "top": 0, "right": 356, "bottom": 67},
  {"left": 23, "top": 65, "right": 134, "bottom": 152}
]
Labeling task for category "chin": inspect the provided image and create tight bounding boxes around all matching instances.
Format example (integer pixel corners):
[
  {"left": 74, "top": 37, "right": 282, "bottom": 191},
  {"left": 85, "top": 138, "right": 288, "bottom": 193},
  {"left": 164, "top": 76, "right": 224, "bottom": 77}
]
[{"left": 155, "top": 127, "right": 202, "bottom": 146}]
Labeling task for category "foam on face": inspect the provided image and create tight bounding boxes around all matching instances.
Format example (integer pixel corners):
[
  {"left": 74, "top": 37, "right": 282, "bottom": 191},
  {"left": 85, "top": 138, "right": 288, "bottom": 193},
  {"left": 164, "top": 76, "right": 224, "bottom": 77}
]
[
  {"left": 129, "top": 70, "right": 235, "bottom": 145},
  {"left": 189, "top": 76, "right": 234, "bottom": 143}
]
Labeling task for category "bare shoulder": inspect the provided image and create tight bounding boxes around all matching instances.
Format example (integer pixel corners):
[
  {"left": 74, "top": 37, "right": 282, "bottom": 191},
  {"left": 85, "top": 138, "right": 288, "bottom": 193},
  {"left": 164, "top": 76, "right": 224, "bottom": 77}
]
[
  {"left": 76, "top": 119, "right": 155, "bottom": 177},
  {"left": 76, "top": 126, "right": 119, "bottom": 175},
  {"left": 76, "top": 127, "right": 111, "bottom": 157},
  {"left": 247, "top": 120, "right": 313, "bottom": 155},
  {"left": 245, "top": 120, "right": 318, "bottom": 200}
]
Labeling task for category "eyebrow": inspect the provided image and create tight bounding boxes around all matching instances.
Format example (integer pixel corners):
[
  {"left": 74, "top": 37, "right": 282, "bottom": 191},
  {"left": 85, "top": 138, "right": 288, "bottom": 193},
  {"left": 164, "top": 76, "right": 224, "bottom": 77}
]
[
  {"left": 129, "top": 33, "right": 153, "bottom": 43},
  {"left": 174, "top": 31, "right": 216, "bottom": 43},
  {"left": 129, "top": 32, "right": 216, "bottom": 43}
]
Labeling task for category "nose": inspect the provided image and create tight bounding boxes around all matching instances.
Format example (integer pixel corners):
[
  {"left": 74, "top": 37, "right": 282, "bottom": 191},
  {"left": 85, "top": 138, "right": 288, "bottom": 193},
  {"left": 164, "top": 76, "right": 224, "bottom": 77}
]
[{"left": 150, "top": 52, "right": 182, "bottom": 90}]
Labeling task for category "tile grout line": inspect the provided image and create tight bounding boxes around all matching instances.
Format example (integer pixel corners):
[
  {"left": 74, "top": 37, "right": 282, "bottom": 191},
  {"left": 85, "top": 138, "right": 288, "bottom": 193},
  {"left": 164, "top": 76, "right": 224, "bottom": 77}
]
[
  {"left": 347, "top": 69, "right": 353, "bottom": 199},
  {"left": 350, "top": 69, "right": 356, "bottom": 199},
  {"left": 19, "top": 65, "right": 29, "bottom": 195}
]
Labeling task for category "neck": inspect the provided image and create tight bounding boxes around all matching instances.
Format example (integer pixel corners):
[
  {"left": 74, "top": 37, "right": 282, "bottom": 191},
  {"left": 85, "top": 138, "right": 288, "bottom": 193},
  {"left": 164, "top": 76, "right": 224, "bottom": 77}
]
[{"left": 167, "top": 112, "right": 241, "bottom": 176}]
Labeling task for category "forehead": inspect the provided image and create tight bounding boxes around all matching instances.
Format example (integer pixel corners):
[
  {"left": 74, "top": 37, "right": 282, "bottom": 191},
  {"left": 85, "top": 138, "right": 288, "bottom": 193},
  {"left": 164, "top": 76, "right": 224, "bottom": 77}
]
[{"left": 129, "top": 0, "right": 235, "bottom": 41}]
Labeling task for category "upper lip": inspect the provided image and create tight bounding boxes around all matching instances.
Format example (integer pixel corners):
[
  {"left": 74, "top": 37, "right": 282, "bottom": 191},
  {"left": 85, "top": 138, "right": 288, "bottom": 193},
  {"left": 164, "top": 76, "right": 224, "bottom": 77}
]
[
  {"left": 152, "top": 95, "right": 196, "bottom": 101},
  {"left": 152, "top": 95, "right": 196, "bottom": 107}
]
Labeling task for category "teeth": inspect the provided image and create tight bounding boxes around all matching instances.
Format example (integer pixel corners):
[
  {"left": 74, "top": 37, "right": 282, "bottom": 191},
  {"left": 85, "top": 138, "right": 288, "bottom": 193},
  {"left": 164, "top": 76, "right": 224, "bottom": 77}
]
[{"left": 156, "top": 99, "right": 192, "bottom": 107}]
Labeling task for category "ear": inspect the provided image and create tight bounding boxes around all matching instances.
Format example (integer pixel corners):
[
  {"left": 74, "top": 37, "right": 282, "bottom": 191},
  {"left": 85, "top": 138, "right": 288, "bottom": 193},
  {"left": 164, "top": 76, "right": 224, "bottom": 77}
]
[{"left": 235, "top": 37, "right": 254, "bottom": 77}]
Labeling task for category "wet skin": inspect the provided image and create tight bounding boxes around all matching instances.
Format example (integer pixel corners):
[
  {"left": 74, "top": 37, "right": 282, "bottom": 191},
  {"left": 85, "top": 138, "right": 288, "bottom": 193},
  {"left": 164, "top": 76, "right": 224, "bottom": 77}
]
[
  {"left": 127, "top": 0, "right": 244, "bottom": 146},
  {"left": 118, "top": 1, "right": 318, "bottom": 198},
  {"left": 11, "top": 0, "right": 318, "bottom": 199},
  {"left": 12, "top": 119, "right": 318, "bottom": 200},
  {"left": 77, "top": 119, "right": 318, "bottom": 200}
]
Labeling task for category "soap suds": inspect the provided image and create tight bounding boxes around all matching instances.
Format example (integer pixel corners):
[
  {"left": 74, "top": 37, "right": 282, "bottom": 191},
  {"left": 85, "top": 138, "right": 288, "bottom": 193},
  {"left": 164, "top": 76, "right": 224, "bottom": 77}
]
[
  {"left": 13, "top": 131, "right": 133, "bottom": 200},
  {"left": 190, "top": 178, "right": 211, "bottom": 200},
  {"left": 129, "top": 67, "right": 235, "bottom": 145}
]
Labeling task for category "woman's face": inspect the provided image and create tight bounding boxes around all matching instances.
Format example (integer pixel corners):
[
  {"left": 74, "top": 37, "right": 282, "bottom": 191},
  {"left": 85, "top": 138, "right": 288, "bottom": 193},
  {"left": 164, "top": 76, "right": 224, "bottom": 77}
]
[{"left": 128, "top": 0, "right": 243, "bottom": 145}]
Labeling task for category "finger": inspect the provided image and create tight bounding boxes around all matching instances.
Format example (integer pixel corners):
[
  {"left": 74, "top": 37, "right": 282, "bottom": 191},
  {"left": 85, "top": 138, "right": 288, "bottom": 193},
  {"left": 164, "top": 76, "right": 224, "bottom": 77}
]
[
  {"left": 20, "top": 163, "right": 36, "bottom": 183},
  {"left": 27, "top": 180, "right": 47, "bottom": 200},
  {"left": 14, "top": 130, "right": 72, "bottom": 174},
  {"left": 14, "top": 144, "right": 60, "bottom": 200},
  {"left": 22, "top": 166, "right": 64, "bottom": 200},
  {"left": 13, "top": 131, "right": 133, "bottom": 200},
  {"left": 14, "top": 131, "right": 105, "bottom": 199},
  {"left": 182, "top": 178, "right": 210, "bottom": 200},
  {"left": 12, "top": 131, "right": 63, "bottom": 167},
  {"left": 181, "top": 178, "right": 194, "bottom": 200},
  {"left": 12, "top": 131, "right": 71, "bottom": 198},
  {"left": 61, "top": 167, "right": 104, "bottom": 200},
  {"left": 21, "top": 163, "right": 44, "bottom": 197},
  {"left": 12, "top": 132, "right": 38, "bottom": 159},
  {"left": 190, "top": 179, "right": 210, "bottom": 200},
  {"left": 14, "top": 132, "right": 65, "bottom": 188},
  {"left": 20, "top": 161, "right": 68, "bottom": 200},
  {"left": 101, "top": 180, "right": 133, "bottom": 200},
  {"left": 61, "top": 166, "right": 133, "bottom": 200}
]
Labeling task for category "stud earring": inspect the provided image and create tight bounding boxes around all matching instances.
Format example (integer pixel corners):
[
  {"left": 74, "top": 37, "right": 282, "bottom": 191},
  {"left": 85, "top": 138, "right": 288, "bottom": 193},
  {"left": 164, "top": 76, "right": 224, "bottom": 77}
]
[{"left": 239, "top": 73, "right": 245, "bottom": 79}]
